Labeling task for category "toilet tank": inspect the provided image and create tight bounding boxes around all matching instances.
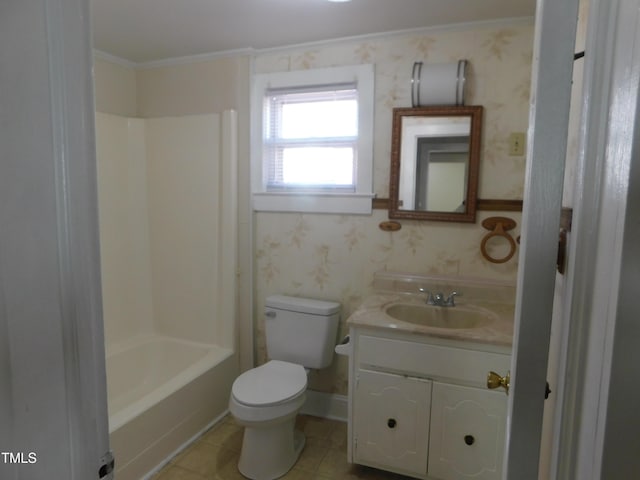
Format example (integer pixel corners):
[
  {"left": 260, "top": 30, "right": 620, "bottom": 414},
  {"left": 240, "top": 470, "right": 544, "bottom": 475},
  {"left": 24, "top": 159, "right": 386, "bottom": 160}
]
[{"left": 264, "top": 295, "right": 340, "bottom": 369}]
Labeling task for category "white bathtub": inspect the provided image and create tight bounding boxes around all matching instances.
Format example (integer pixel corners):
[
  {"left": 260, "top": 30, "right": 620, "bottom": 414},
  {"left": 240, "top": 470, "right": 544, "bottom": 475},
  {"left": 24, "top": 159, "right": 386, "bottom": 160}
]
[{"left": 106, "top": 335, "right": 237, "bottom": 480}]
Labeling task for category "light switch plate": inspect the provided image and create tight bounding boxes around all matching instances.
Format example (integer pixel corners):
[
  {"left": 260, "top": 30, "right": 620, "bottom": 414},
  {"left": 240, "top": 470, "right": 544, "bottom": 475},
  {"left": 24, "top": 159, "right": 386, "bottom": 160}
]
[{"left": 508, "top": 132, "right": 526, "bottom": 156}]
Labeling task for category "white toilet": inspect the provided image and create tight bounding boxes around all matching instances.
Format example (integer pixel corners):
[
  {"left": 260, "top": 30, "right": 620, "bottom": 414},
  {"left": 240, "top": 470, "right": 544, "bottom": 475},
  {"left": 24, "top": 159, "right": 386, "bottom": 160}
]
[{"left": 229, "top": 294, "right": 340, "bottom": 480}]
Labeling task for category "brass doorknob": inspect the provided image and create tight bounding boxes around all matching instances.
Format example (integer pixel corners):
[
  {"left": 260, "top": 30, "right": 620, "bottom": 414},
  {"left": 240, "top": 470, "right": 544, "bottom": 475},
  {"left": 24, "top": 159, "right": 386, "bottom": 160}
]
[{"left": 487, "top": 371, "right": 510, "bottom": 394}]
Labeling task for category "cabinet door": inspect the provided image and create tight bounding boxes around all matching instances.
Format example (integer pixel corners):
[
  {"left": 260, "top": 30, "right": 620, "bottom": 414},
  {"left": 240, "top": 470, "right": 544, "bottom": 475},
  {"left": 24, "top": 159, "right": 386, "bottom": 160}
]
[
  {"left": 354, "top": 369, "right": 432, "bottom": 478},
  {"left": 428, "top": 382, "right": 507, "bottom": 480}
]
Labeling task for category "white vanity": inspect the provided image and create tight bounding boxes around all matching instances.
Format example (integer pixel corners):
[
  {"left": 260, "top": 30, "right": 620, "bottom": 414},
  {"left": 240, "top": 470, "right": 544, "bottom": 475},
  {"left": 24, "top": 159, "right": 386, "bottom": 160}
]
[{"left": 343, "top": 274, "right": 515, "bottom": 480}]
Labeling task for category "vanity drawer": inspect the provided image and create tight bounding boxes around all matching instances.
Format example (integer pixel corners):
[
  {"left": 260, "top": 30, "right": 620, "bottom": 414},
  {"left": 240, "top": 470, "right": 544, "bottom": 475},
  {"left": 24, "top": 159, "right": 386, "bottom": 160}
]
[{"left": 357, "top": 335, "right": 510, "bottom": 387}]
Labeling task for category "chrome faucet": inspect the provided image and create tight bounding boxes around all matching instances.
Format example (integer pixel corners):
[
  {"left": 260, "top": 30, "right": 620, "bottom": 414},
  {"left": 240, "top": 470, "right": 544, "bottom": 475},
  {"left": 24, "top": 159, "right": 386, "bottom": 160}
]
[
  {"left": 419, "top": 288, "right": 461, "bottom": 307},
  {"left": 443, "top": 291, "right": 460, "bottom": 306}
]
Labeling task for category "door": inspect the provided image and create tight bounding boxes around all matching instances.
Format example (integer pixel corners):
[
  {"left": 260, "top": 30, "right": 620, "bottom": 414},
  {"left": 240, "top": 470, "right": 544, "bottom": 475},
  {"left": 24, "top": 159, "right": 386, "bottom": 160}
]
[
  {"left": 354, "top": 369, "right": 432, "bottom": 478},
  {"left": 0, "top": 0, "right": 111, "bottom": 479},
  {"left": 503, "top": 0, "right": 580, "bottom": 478},
  {"left": 429, "top": 383, "right": 507, "bottom": 480}
]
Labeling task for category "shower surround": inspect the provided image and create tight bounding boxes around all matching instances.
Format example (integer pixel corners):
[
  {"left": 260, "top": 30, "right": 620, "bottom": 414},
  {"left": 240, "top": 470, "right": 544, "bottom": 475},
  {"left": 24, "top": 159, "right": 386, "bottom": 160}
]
[{"left": 95, "top": 111, "right": 238, "bottom": 480}]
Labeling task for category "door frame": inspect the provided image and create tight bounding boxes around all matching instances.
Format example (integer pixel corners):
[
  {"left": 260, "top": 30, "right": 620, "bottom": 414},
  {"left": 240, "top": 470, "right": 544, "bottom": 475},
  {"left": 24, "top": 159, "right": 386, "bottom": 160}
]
[
  {"left": 0, "top": 0, "right": 111, "bottom": 478},
  {"left": 551, "top": 0, "right": 640, "bottom": 478},
  {"left": 509, "top": 0, "right": 640, "bottom": 478}
]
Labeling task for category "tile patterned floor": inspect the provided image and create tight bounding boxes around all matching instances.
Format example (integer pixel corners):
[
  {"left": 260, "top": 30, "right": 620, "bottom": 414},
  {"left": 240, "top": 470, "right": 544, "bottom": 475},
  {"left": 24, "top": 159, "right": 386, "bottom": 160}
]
[{"left": 152, "top": 414, "right": 413, "bottom": 480}]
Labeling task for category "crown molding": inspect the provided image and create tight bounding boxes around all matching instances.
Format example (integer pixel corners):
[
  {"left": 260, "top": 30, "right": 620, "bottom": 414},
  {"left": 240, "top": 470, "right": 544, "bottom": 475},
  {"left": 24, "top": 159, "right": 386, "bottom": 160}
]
[
  {"left": 135, "top": 47, "right": 255, "bottom": 70},
  {"left": 93, "top": 49, "right": 138, "bottom": 69},
  {"left": 93, "top": 16, "right": 534, "bottom": 70},
  {"left": 254, "top": 16, "right": 534, "bottom": 56}
]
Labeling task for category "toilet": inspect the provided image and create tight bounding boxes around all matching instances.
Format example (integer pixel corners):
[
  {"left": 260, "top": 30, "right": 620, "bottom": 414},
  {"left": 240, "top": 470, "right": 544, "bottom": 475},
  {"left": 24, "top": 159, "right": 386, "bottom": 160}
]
[{"left": 229, "top": 294, "right": 340, "bottom": 480}]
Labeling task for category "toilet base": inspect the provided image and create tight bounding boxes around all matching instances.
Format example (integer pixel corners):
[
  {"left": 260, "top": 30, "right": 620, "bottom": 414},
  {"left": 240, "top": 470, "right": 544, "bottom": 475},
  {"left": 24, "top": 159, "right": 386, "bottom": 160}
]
[{"left": 237, "top": 416, "right": 305, "bottom": 480}]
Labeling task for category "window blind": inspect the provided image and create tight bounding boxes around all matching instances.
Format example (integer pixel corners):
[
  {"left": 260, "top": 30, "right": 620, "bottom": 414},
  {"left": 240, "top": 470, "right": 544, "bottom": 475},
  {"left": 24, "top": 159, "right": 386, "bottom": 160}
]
[{"left": 264, "top": 83, "right": 359, "bottom": 191}]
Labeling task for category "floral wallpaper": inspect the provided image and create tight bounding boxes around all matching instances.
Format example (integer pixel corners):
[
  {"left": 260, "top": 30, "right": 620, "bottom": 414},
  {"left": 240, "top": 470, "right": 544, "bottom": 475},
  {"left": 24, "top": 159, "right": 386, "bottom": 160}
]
[{"left": 253, "top": 21, "right": 533, "bottom": 395}]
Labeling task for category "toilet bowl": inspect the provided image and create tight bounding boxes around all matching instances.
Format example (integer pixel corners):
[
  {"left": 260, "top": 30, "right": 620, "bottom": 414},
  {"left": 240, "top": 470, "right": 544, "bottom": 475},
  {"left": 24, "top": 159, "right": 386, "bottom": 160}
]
[
  {"left": 230, "top": 360, "right": 308, "bottom": 480},
  {"left": 229, "top": 295, "right": 340, "bottom": 480}
]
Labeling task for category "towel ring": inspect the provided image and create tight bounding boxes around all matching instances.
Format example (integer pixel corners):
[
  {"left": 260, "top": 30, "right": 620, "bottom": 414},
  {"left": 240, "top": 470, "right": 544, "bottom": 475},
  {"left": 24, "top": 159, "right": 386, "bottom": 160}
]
[{"left": 480, "top": 217, "right": 517, "bottom": 264}]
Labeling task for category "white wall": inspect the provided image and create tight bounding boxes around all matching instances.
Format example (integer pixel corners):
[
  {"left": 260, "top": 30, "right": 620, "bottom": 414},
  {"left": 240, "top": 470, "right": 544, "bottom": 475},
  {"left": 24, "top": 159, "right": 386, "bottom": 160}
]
[
  {"left": 136, "top": 57, "right": 247, "bottom": 117},
  {"left": 94, "top": 57, "right": 138, "bottom": 117}
]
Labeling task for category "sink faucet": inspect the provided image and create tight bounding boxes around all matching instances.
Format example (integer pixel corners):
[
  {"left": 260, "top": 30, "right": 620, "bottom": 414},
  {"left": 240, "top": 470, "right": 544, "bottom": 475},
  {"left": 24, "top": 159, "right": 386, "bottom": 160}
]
[{"left": 419, "top": 288, "right": 461, "bottom": 307}]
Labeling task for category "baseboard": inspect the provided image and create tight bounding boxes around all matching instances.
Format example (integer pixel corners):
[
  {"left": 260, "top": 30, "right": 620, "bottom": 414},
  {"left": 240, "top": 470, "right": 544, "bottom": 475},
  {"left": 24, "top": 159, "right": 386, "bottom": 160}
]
[{"left": 300, "top": 390, "right": 348, "bottom": 422}]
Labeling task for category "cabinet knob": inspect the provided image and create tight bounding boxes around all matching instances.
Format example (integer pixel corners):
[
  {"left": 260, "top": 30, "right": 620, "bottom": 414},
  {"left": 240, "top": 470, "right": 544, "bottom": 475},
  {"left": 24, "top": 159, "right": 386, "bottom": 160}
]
[
  {"left": 464, "top": 435, "right": 475, "bottom": 446},
  {"left": 387, "top": 418, "right": 397, "bottom": 429}
]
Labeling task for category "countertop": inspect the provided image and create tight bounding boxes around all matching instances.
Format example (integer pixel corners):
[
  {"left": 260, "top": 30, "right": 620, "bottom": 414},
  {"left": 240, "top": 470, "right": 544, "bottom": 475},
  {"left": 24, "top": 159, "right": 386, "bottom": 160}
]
[{"left": 347, "top": 292, "right": 515, "bottom": 347}]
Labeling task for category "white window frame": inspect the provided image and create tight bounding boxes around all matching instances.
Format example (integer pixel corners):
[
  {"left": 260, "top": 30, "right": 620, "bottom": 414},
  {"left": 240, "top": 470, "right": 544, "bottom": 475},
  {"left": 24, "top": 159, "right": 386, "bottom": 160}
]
[{"left": 251, "top": 64, "right": 375, "bottom": 214}]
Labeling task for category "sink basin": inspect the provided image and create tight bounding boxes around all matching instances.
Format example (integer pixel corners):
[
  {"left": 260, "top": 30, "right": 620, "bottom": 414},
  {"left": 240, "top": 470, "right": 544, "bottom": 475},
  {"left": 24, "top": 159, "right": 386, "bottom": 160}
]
[{"left": 384, "top": 303, "right": 496, "bottom": 329}]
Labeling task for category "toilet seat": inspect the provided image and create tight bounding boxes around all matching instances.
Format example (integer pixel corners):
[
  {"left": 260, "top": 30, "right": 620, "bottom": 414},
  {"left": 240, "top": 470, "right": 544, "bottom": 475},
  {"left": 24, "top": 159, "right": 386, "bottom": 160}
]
[{"left": 232, "top": 360, "right": 307, "bottom": 407}]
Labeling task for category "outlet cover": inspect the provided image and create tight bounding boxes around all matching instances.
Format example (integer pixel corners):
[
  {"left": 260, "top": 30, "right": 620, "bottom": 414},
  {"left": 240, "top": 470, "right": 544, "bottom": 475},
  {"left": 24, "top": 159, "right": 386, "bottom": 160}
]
[{"left": 509, "top": 132, "right": 526, "bottom": 156}]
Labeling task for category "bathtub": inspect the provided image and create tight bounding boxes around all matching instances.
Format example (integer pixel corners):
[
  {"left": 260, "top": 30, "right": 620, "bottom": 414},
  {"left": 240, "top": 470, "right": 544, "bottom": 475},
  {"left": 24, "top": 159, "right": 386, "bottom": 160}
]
[{"left": 106, "top": 335, "right": 237, "bottom": 480}]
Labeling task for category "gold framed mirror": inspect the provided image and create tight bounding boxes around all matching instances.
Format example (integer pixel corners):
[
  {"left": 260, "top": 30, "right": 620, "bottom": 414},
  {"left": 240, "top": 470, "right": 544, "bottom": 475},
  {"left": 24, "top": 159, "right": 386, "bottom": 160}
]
[{"left": 389, "top": 105, "right": 483, "bottom": 222}]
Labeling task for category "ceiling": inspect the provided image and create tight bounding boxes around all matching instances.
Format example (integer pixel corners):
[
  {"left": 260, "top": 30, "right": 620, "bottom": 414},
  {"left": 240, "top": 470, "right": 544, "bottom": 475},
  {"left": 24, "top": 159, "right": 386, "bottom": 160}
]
[{"left": 91, "top": 0, "right": 536, "bottom": 64}]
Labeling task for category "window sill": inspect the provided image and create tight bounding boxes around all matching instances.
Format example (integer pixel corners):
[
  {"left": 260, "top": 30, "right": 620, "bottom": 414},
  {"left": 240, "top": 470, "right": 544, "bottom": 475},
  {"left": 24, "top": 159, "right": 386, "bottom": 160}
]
[{"left": 253, "top": 192, "right": 375, "bottom": 215}]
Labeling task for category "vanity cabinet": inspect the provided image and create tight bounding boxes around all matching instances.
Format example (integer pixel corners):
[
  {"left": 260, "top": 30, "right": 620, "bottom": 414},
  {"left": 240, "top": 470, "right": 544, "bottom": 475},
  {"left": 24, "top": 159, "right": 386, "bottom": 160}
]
[
  {"left": 354, "top": 369, "right": 432, "bottom": 476},
  {"left": 348, "top": 328, "right": 510, "bottom": 480}
]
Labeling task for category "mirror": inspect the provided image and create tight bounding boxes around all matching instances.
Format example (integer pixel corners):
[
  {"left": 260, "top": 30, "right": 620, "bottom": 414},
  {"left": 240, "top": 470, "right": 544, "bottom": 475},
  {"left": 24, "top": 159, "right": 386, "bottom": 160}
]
[{"left": 389, "top": 106, "right": 483, "bottom": 222}]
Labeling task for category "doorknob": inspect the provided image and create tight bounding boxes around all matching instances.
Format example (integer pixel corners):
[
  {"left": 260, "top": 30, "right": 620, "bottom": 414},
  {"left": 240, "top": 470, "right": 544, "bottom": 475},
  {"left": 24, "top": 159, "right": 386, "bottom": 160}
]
[{"left": 487, "top": 371, "right": 510, "bottom": 394}]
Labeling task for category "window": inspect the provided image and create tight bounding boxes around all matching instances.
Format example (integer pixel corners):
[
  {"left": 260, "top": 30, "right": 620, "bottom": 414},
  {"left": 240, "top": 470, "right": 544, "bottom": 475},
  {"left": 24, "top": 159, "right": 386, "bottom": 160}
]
[
  {"left": 265, "top": 86, "right": 357, "bottom": 191},
  {"left": 252, "top": 65, "right": 375, "bottom": 214}
]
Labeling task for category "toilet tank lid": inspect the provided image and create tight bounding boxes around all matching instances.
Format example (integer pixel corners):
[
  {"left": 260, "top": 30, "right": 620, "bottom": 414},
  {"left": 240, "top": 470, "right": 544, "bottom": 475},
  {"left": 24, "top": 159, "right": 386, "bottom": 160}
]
[{"left": 265, "top": 295, "right": 340, "bottom": 315}]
